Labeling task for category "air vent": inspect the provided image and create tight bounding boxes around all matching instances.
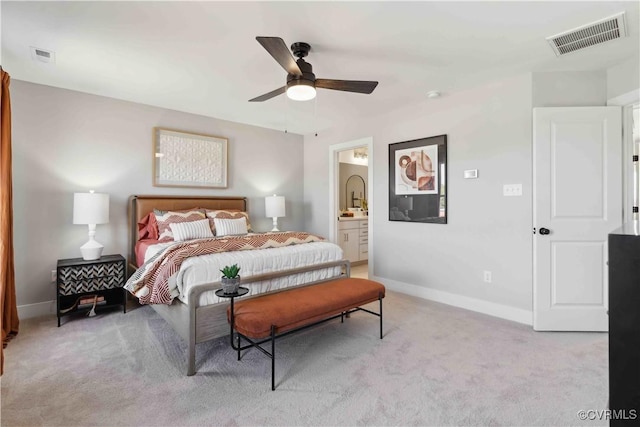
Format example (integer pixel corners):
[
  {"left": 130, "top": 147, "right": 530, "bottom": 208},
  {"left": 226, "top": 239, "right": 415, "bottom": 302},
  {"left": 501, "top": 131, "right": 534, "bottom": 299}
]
[
  {"left": 546, "top": 12, "right": 627, "bottom": 56},
  {"left": 29, "top": 46, "right": 55, "bottom": 64}
]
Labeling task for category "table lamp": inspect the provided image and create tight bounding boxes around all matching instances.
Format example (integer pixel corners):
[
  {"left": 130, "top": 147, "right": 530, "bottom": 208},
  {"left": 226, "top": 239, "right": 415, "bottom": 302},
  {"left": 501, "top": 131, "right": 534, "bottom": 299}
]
[
  {"left": 265, "top": 194, "right": 285, "bottom": 232},
  {"left": 73, "top": 191, "right": 109, "bottom": 260}
]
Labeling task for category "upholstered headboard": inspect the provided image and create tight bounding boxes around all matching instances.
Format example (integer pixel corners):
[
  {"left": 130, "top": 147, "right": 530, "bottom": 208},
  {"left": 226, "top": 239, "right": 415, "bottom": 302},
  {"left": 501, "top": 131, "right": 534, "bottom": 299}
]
[{"left": 127, "top": 195, "right": 247, "bottom": 272}]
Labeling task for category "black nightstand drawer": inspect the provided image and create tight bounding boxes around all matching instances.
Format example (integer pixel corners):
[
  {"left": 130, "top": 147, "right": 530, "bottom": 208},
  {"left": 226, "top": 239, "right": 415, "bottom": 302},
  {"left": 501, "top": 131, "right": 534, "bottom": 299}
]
[
  {"left": 58, "top": 262, "right": 124, "bottom": 295},
  {"left": 56, "top": 254, "right": 126, "bottom": 326}
]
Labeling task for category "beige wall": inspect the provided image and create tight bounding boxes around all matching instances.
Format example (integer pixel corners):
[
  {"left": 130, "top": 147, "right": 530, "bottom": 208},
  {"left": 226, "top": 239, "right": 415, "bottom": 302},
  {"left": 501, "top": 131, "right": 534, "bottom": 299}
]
[
  {"left": 532, "top": 71, "right": 607, "bottom": 107},
  {"left": 607, "top": 57, "right": 640, "bottom": 100},
  {"left": 11, "top": 80, "right": 304, "bottom": 315}
]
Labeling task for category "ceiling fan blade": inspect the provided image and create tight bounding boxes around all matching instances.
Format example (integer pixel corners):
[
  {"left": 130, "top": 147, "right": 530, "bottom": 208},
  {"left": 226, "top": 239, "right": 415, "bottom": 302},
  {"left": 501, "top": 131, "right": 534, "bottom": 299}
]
[
  {"left": 256, "top": 37, "right": 302, "bottom": 77},
  {"left": 315, "top": 79, "right": 378, "bottom": 94},
  {"left": 249, "top": 86, "right": 286, "bottom": 102}
]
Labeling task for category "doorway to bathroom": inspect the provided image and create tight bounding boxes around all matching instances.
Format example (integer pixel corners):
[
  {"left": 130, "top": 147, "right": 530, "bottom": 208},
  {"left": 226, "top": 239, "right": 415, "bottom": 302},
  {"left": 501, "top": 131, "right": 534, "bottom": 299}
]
[{"left": 329, "top": 137, "right": 373, "bottom": 280}]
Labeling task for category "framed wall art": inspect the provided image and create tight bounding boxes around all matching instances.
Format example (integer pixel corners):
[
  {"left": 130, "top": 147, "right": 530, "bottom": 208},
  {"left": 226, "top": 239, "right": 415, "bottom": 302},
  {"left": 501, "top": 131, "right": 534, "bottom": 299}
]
[
  {"left": 388, "top": 134, "right": 447, "bottom": 224},
  {"left": 153, "top": 127, "right": 228, "bottom": 188}
]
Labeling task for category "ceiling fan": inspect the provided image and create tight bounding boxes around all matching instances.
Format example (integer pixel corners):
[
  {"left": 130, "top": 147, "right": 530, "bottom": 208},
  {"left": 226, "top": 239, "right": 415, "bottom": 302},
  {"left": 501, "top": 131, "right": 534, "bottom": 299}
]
[{"left": 249, "top": 37, "right": 378, "bottom": 102}]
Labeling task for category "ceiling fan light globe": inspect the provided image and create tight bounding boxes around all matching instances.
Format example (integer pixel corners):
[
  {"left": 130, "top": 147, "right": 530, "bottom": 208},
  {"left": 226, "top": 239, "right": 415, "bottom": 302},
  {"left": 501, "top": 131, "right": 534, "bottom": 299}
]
[{"left": 286, "top": 84, "right": 316, "bottom": 101}]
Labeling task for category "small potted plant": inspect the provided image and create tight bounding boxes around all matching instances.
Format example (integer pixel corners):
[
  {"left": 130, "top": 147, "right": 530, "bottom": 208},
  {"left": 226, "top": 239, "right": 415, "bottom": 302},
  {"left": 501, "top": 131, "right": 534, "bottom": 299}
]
[{"left": 220, "top": 264, "right": 241, "bottom": 294}]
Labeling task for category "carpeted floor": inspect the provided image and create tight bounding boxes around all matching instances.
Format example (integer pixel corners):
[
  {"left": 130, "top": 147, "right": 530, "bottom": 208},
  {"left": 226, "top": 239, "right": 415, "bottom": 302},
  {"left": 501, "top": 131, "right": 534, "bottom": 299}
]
[{"left": 1, "top": 291, "right": 608, "bottom": 426}]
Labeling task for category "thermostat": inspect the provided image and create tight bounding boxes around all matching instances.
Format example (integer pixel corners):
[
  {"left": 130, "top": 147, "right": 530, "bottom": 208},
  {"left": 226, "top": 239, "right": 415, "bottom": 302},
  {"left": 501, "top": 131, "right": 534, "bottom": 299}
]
[{"left": 464, "top": 169, "right": 478, "bottom": 179}]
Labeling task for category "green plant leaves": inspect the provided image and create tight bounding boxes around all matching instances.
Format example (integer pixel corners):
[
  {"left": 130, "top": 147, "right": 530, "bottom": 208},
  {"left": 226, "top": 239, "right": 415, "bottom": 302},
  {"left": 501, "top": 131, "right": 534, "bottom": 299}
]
[{"left": 220, "top": 264, "right": 240, "bottom": 279}]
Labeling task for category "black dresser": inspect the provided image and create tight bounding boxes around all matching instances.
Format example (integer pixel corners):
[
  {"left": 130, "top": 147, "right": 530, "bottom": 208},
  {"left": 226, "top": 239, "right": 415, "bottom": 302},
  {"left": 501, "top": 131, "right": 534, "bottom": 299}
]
[{"left": 609, "top": 221, "right": 640, "bottom": 425}]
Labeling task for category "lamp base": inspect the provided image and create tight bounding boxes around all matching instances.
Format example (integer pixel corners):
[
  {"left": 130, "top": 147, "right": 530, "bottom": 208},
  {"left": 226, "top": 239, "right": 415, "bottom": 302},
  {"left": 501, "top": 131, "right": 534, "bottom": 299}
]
[
  {"left": 80, "top": 239, "right": 104, "bottom": 261},
  {"left": 270, "top": 217, "right": 280, "bottom": 232}
]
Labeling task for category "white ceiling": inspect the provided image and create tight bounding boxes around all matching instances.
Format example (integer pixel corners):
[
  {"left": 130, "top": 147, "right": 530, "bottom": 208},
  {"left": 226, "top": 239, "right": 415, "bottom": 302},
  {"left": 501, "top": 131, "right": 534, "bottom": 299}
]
[{"left": 2, "top": 1, "right": 639, "bottom": 135}]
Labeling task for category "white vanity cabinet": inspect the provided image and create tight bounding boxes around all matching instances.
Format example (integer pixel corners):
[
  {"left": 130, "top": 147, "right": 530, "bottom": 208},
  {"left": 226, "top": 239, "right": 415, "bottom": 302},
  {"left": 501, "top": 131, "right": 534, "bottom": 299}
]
[{"left": 338, "top": 219, "right": 368, "bottom": 263}]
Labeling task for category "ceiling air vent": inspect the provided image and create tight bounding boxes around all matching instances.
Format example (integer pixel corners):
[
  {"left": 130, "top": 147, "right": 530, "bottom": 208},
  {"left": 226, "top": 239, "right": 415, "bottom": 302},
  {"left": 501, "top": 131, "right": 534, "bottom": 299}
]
[
  {"left": 29, "top": 46, "right": 55, "bottom": 64},
  {"left": 546, "top": 12, "right": 627, "bottom": 57}
]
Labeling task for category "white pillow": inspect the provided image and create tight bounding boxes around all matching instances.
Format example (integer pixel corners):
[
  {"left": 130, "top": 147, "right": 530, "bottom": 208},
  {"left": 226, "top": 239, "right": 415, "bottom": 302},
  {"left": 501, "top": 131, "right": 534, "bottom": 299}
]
[
  {"left": 169, "top": 218, "right": 214, "bottom": 242},
  {"left": 213, "top": 217, "right": 248, "bottom": 236}
]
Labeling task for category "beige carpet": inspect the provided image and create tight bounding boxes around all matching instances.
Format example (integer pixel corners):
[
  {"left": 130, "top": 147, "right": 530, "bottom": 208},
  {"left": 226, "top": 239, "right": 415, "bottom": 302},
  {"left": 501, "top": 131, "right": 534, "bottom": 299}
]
[{"left": 1, "top": 291, "right": 608, "bottom": 426}]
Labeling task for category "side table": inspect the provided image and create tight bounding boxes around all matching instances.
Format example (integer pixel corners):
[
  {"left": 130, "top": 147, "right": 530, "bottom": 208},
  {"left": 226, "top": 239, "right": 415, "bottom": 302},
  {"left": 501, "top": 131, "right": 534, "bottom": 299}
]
[
  {"left": 57, "top": 254, "right": 126, "bottom": 326},
  {"left": 215, "top": 287, "right": 249, "bottom": 355}
]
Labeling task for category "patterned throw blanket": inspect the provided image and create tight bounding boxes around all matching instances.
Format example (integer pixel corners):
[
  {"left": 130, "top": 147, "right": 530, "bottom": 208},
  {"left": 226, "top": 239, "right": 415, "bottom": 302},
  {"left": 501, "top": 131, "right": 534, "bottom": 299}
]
[{"left": 125, "top": 231, "right": 325, "bottom": 305}]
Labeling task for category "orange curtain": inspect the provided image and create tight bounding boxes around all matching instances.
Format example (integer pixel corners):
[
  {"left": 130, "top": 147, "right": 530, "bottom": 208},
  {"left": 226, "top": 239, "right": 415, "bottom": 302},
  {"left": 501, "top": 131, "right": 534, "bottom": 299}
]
[{"left": 1, "top": 68, "right": 19, "bottom": 375}]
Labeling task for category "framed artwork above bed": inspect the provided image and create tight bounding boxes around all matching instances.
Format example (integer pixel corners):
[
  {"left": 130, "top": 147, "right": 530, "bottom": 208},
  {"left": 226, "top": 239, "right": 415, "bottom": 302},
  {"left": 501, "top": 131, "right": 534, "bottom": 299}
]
[
  {"left": 388, "top": 134, "right": 447, "bottom": 224},
  {"left": 153, "top": 127, "right": 228, "bottom": 188}
]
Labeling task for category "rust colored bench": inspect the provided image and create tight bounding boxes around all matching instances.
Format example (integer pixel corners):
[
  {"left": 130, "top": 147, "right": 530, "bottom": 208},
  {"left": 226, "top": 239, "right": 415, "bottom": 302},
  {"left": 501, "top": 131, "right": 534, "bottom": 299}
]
[{"left": 228, "top": 277, "right": 385, "bottom": 390}]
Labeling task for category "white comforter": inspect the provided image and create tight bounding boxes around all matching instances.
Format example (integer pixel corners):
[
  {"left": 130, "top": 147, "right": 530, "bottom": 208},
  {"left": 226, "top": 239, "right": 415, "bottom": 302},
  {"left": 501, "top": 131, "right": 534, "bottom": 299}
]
[{"left": 144, "top": 241, "right": 344, "bottom": 306}]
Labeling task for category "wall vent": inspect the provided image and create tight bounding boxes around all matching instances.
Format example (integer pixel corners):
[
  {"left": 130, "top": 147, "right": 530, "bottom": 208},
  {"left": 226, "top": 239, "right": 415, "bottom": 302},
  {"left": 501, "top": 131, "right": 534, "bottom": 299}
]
[
  {"left": 29, "top": 46, "right": 55, "bottom": 64},
  {"left": 546, "top": 12, "right": 627, "bottom": 56}
]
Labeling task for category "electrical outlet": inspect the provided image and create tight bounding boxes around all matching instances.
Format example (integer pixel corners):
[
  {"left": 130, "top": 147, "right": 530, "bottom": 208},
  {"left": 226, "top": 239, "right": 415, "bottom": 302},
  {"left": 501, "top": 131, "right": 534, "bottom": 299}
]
[
  {"left": 483, "top": 271, "right": 492, "bottom": 283},
  {"left": 51, "top": 269, "right": 56, "bottom": 282}
]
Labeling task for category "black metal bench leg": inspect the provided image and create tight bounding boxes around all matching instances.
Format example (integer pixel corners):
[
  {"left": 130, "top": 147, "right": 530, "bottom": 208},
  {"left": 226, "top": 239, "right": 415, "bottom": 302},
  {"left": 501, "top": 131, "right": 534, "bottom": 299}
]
[
  {"left": 271, "top": 325, "right": 276, "bottom": 391},
  {"left": 379, "top": 293, "right": 383, "bottom": 339},
  {"left": 237, "top": 333, "right": 241, "bottom": 361}
]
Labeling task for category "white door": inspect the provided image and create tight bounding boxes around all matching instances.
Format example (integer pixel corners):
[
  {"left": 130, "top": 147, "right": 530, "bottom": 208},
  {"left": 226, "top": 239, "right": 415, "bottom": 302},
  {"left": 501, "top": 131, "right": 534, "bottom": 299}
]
[{"left": 533, "top": 107, "right": 622, "bottom": 331}]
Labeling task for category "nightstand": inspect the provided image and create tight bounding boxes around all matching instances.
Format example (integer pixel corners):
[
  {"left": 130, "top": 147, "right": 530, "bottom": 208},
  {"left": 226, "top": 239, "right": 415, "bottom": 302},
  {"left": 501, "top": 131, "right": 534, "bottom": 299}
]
[{"left": 57, "top": 254, "right": 126, "bottom": 326}]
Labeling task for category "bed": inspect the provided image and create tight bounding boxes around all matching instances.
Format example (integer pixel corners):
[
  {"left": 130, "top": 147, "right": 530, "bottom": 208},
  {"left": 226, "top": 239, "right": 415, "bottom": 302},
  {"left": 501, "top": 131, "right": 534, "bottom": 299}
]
[{"left": 126, "top": 195, "right": 347, "bottom": 375}]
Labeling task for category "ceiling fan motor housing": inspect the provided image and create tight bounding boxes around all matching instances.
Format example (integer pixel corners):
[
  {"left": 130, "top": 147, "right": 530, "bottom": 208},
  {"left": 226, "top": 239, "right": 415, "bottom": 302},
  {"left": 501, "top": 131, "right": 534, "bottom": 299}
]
[{"left": 287, "top": 59, "right": 316, "bottom": 87}]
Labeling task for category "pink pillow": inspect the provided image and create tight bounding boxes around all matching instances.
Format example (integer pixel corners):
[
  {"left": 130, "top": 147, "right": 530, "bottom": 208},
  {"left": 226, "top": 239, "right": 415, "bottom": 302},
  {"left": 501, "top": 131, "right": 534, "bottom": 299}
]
[
  {"left": 154, "top": 209, "right": 206, "bottom": 242},
  {"left": 137, "top": 213, "right": 159, "bottom": 241}
]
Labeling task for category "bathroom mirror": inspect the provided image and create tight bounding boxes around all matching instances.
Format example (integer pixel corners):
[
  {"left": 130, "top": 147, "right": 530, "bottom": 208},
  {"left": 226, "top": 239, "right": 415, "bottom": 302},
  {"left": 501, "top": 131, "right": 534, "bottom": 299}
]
[{"left": 346, "top": 174, "right": 366, "bottom": 208}]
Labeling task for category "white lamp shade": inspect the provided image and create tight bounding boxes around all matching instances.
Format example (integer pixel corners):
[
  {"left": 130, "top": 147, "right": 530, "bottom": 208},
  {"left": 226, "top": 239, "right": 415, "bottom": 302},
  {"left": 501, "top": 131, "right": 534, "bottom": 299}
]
[
  {"left": 73, "top": 192, "right": 109, "bottom": 225},
  {"left": 265, "top": 195, "right": 286, "bottom": 218}
]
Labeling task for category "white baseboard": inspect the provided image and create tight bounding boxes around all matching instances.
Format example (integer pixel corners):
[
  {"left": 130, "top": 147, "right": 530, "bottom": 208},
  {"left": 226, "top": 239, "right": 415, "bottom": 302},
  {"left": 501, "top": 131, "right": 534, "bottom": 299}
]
[
  {"left": 373, "top": 275, "right": 533, "bottom": 326},
  {"left": 21, "top": 279, "right": 533, "bottom": 326},
  {"left": 18, "top": 300, "right": 56, "bottom": 319}
]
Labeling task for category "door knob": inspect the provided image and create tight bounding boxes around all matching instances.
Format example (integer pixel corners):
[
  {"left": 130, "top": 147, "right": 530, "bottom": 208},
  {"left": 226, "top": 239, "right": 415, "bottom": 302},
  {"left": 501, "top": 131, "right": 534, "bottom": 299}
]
[{"left": 539, "top": 227, "right": 551, "bottom": 235}]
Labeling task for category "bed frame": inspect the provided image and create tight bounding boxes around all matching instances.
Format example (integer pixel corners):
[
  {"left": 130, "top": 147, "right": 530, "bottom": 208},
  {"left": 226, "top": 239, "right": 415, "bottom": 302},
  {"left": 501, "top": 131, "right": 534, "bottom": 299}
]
[{"left": 127, "top": 195, "right": 349, "bottom": 375}]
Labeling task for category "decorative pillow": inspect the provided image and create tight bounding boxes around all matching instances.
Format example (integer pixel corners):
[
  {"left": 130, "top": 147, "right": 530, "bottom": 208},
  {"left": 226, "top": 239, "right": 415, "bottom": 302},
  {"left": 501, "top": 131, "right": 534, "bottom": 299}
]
[
  {"left": 205, "top": 210, "right": 252, "bottom": 235},
  {"left": 213, "top": 217, "right": 248, "bottom": 236},
  {"left": 137, "top": 213, "right": 159, "bottom": 240},
  {"left": 169, "top": 218, "right": 214, "bottom": 242},
  {"left": 154, "top": 208, "right": 206, "bottom": 242}
]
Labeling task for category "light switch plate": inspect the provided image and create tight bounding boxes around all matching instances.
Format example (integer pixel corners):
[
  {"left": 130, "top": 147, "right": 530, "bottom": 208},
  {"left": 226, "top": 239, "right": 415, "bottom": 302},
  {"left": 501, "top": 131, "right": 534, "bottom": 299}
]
[{"left": 503, "top": 184, "right": 522, "bottom": 196}]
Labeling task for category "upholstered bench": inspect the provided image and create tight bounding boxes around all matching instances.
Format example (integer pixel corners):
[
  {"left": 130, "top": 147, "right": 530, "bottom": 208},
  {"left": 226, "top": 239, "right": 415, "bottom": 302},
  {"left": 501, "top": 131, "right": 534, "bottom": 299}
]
[{"left": 228, "top": 277, "right": 385, "bottom": 390}]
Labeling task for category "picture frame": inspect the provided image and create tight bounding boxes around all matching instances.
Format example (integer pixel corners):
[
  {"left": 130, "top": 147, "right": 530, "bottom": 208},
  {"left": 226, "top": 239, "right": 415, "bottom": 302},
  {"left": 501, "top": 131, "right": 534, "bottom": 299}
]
[
  {"left": 153, "top": 127, "right": 228, "bottom": 188},
  {"left": 388, "top": 134, "right": 447, "bottom": 223}
]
